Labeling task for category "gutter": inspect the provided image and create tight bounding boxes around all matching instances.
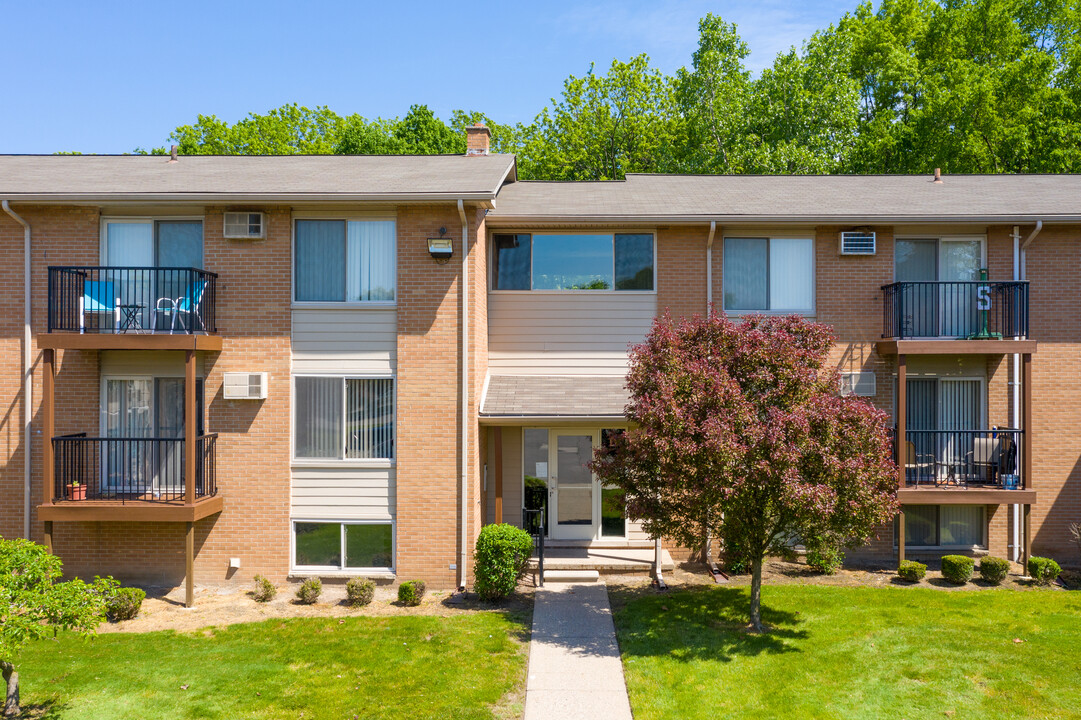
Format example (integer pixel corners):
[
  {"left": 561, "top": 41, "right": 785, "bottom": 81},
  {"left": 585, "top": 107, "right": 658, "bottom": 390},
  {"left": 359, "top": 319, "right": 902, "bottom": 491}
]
[
  {"left": 2, "top": 201, "right": 32, "bottom": 540},
  {"left": 1, "top": 192, "right": 500, "bottom": 206},
  {"left": 484, "top": 214, "right": 1081, "bottom": 226},
  {"left": 458, "top": 199, "right": 469, "bottom": 591}
]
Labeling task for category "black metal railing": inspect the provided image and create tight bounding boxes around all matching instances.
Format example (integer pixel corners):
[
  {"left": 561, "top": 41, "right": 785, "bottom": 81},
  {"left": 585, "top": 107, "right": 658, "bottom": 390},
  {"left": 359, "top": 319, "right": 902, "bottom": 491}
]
[
  {"left": 48, "top": 267, "right": 218, "bottom": 334},
  {"left": 897, "top": 428, "right": 1022, "bottom": 488},
  {"left": 882, "top": 281, "right": 1028, "bottom": 339},
  {"left": 523, "top": 507, "right": 545, "bottom": 587},
  {"left": 53, "top": 433, "right": 219, "bottom": 503}
]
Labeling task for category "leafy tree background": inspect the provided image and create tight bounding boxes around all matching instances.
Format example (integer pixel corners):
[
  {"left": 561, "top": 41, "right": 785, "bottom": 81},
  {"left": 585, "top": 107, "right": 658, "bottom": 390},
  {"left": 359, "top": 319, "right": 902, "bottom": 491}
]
[{"left": 140, "top": 0, "right": 1081, "bottom": 177}]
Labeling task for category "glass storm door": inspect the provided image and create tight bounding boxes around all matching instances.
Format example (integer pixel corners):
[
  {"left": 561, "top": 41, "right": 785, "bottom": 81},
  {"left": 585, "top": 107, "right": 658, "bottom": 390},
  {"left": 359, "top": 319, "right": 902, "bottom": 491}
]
[
  {"left": 550, "top": 432, "right": 598, "bottom": 540},
  {"left": 938, "top": 239, "right": 982, "bottom": 337}
]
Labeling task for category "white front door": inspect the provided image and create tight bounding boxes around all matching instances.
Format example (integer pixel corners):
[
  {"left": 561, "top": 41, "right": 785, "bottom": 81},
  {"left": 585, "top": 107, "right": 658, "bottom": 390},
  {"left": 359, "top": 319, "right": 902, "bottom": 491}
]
[{"left": 549, "top": 430, "right": 599, "bottom": 540}]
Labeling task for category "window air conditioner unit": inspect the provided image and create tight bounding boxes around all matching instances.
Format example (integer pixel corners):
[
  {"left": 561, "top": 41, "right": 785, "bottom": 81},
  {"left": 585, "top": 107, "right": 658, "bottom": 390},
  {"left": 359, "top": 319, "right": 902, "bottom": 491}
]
[
  {"left": 224, "top": 372, "right": 268, "bottom": 400},
  {"left": 839, "top": 371, "right": 877, "bottom": 397},
  {"left": 223, "top": 212, "right": 265, "bottom": 239},
  {"left": 839, "top": 230, "right": 876, "bottom": 255}
]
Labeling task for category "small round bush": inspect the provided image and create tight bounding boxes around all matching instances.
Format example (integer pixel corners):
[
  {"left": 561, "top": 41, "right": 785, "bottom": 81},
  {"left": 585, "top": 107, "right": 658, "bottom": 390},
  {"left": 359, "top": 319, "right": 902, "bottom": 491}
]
[
  {"left": 295, "top": 577, "right": 322, "bottom": 605},
  {"left": 941, "top": 554, "right": 975, "bottom": 585},
  {"left": 252, "top": 574, "right": 276, "bottom": 603},
  {"left": 398, "top": 580, "right": 426, "bottom": 606},
  {"left": 897, "top": 560, "right": 927, "bottom": 582},
  {"left": 807, "top": 546, "right": 844, "bottom": 575},
  {"left": 474, "top": 524, "right": 534, "bottom": 601},
  {"left": 106, "top": 586, "right": 145, "bottom": 621},
  {"left": 346, "top": 578, "right": 375, "bottom": 607},
  {"left": 1027, "top": 556, "right": 1062, "bottom": 586},
  {"left": 979, "top": 557, "right": 1010, "bottom": 585}
]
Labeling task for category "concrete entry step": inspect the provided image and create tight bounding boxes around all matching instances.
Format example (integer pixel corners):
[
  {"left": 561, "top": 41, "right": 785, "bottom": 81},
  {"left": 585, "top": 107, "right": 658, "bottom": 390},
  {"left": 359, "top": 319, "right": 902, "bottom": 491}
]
[
  {"left": 528, "top": 547, "right": 676, "bottom": 576},
  {"left": 543, "top": 569, "right": 600, "bottom": 583}
]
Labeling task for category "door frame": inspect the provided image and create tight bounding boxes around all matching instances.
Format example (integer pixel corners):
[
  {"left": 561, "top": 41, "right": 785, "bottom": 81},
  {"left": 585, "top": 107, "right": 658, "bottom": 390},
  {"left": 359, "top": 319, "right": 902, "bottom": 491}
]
[{"left": 547, "top": 428, "right": 601, "bottom": 540}]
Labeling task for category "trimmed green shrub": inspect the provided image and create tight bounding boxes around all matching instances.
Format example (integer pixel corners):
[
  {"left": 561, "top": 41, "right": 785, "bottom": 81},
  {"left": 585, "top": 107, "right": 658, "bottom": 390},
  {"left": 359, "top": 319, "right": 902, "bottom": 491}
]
[
  {"left": 722, "top": 538, "right": 753, "bottom": 574},
  {"left": 252, "top": 574, "right": 276, "bottom": 602},
  {"left": 941, "top": 555, "right": 975, "bottom": 584},
  {"left": 295, "top": 577, "right": 322, "bottom": 605},
  {"left": 106, "top": 586, "right": 145, "bottom": 621},
  {"left": 805, "top": 534, "right": 845, "bottom": 575},
  {"left": 1027, "top": 556, "right": 1062, "bottom": 586},
  {"left": 897, "top": 560, "right": 927, "bottom": 582},
  {"left": 398, "top": 580, "right": 426, "bottom": 606},
  {"left": 979, "top": 557, "right": 1010, "bottom": 585},
  {"left": 346, "top": 578, "right": 375, "bottom": 607},
  {"left": 474, "top": 524, "right": 534, "bottom": 601}
]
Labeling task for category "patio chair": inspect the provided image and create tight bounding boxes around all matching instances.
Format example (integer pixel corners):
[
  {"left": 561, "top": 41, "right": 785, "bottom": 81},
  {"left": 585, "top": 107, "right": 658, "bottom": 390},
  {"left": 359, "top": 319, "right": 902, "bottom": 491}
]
[
  {"left": 79, "top": 280, "right": 119, "bottom": 333},
  {"left": 904, "top": 441, "right": 935, "bottom": 485},
  {"left": 155, "top": 279, "right": 207, "bottom": 333},
  {"left": 968, "top": 437, "right": 1001, "bottom": 485}
]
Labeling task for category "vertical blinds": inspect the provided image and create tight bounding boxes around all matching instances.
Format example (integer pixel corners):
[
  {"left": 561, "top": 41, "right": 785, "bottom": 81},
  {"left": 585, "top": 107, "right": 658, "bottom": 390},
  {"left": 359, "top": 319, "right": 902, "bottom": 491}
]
[{"left": 295, "top": 377, "right": 394, "bottom": 460}]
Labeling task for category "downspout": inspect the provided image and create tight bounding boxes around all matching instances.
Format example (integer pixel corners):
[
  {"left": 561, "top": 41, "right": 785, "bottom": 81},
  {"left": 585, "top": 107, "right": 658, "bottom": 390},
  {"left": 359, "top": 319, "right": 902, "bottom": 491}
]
[
  {"left": 706, "top": 220, "right": 716, "bottom": 311},
  {"left": 702, "top": 221, "right": 716, "bottom": 566},
  {"left": 2, "top": 201, "right": 32, "bottom": 540},
  {"left": 1016, "top": 221, "right": 1042, "bottom": 563},
  {"left": 458, "top": 199, "right": 469, "bottom": 591}
]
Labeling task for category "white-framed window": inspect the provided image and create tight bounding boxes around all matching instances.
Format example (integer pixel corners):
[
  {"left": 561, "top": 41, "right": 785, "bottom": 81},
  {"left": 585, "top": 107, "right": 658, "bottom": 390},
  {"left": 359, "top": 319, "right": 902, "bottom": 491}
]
[
  {"left": 101, "top": 217, "right": 204, "bottom": 268},
  {"left": 293, "top": 376, "right": 395, "bottom": 461},
  {"left": 895, "top": 505, "right": 986, "bottom": 549},
  {"left": 292, "top": 520, "right": 394, "bottom": 571},
  {"left": 492, "top": 232, "right": 655, "bottom": 291},
  {"left": 294, "top": 219, "right": 396, "bottom": 303},
  {"left": 723, "top": 236, "right": 814, "bottom": 313}
]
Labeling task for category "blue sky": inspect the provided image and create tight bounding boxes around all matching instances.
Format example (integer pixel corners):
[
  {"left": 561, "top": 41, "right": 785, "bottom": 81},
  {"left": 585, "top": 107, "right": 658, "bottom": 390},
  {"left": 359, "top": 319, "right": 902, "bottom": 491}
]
[{"left": 1, "top": 0, "right": 863, "bottom": 154}]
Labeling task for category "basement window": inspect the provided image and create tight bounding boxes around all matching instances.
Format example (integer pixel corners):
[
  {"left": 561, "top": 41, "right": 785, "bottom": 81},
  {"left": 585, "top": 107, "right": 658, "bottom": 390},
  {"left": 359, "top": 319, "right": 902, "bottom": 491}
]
[{"left": 293, "top": 521, "right": 394, "bottom": 571}]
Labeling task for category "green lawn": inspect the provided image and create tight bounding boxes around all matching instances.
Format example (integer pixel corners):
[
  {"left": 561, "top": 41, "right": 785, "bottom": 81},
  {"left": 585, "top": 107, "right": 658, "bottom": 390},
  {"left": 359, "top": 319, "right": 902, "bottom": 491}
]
[
  {"left": 612, "top": 584, "right": 1081, "bottom": 720},
  {"left": 16, "top": 613, "right": 528, "bottom": 720}
]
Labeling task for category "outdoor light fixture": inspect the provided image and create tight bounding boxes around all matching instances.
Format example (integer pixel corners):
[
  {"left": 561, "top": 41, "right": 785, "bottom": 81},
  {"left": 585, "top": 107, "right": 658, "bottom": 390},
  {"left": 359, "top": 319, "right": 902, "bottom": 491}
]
[{"left": 427, "top": 227, "right": 453, "bottom": 262}]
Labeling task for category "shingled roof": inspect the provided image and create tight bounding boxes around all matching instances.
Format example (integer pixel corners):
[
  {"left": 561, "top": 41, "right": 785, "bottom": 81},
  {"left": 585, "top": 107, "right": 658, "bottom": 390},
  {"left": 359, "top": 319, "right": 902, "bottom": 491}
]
[
  {"left": 0, "top": 153, "right": 517, "bottom": 203},
  {"left": 481, "top": 376, "right": 629, "bottom": 418},
  {"left": 487, "top": 173, "right": 1081, "bottom": 223}
]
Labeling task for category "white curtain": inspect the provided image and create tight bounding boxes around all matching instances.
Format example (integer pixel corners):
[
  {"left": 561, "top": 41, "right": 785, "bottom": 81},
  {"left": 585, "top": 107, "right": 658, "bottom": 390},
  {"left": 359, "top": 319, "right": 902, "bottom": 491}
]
[
  {"left": 723, "top": 238, "right": 768, "bottom": 310},
  {"left": 770, "top": 238, "right": 814, "bottom": 311},
  {"left": 347, "top": 221, "right": 396, "bottom": 301}
]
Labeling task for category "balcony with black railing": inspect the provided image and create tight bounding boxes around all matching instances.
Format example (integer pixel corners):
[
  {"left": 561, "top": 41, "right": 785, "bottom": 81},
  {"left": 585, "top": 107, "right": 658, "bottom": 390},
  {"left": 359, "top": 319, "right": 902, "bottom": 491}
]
[
  {"left": 881, "top": 281, "right": 1028, "bottom": 340},
  {"left": 897, "top": 428, "right": 1023, "bottom": 489},
  {"left": 52, "top": 433, "right": 218, "bottom": 503},
  {"left": 48, "top": 266, "right": 218, "bottom": 336}
]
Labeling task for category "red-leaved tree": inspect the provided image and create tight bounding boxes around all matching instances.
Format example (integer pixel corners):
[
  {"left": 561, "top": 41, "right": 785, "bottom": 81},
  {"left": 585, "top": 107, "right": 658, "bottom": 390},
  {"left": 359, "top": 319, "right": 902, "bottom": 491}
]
[{"left": 593, "top": 312, "right": 897, "bottom": 631}]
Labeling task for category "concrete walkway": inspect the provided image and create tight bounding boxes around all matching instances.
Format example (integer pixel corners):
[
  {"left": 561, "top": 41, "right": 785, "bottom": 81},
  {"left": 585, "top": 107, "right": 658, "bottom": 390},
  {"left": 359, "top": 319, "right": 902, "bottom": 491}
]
[{"left": 524, "top": 581, "right": 633, "bottom": 720}]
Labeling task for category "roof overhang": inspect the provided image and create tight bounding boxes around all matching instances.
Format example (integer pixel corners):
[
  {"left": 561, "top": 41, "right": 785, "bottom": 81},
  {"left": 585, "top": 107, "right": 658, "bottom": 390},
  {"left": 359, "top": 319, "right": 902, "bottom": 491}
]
[{"left": 484, "top": 214, "right": 1081, "bottom": 227}]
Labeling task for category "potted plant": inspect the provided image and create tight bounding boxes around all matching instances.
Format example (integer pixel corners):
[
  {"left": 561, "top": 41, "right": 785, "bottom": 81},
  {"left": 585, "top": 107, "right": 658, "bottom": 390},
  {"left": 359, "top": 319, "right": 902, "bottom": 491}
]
[{"left": 66, "top": 481, "right": 86, "bottom": 501}]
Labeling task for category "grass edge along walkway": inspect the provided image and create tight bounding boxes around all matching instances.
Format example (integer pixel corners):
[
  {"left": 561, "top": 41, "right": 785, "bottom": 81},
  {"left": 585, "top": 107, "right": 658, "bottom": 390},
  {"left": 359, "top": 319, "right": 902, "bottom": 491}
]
[
  {"left": 16, "top": 612, "right": 529, "bottom": 720},
  {"left": 611, "top": 583, "right": 1081, "bottom": 720}
]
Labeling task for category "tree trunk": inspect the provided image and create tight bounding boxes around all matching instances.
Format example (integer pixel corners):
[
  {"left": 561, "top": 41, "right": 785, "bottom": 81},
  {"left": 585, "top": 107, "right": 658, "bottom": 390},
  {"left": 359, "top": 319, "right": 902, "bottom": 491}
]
[
  {"left": 749, "top": 558, "right": 763, "bottom": 633},
  {"left": 1, "top": 660, "right": 18, "bottom": 718}
]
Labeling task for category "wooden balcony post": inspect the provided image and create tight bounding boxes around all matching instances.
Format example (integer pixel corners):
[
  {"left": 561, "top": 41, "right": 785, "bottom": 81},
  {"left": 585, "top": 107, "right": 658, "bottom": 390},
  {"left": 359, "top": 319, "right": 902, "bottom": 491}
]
[
  {"left": 185, "top": 521, "right": 195, "bottom": 608},
  {"left": 1022, "top": 353, "right": 1032, "bottom": 490},
  {"left": 43, "top": 349, "right": 55, "bottom": 505},
  {"left": 493, "top": 427, "right": 503, "bottom": 523},
  {"left": 1022, "top": 504, "right": 1032, "bottom": 570},
  {"left": 897, "top": 354, "right": 907, "bottom": 489},
  {"left": 185, "top": 350, "right": 197, "bottom": 505}
]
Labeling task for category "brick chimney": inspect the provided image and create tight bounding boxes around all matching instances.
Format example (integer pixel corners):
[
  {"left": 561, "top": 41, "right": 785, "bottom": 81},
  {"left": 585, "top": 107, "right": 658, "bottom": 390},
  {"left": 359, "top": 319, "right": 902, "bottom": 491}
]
[{"left": 466, "top": 123, "right": 491, "bottom": 156}]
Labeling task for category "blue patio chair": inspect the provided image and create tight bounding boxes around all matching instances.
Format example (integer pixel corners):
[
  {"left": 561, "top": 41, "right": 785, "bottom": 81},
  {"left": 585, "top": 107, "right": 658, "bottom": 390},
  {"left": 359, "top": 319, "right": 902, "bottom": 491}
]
[
  {"left": 79, "top": 280, "right": 119, "bottom": 333},
  {"left": 155, "top": 280, "right": 208, "bottom": 333}
]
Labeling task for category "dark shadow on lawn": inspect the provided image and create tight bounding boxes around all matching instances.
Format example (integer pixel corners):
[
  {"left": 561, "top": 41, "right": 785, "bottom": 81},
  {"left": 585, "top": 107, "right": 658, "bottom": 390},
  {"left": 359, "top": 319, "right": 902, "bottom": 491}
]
[
  {"left": 609, "top": 585, "right": 807, "bottom": 664},
  {"left": 17, "top": 699, "right": 67, "bottom": 720}
]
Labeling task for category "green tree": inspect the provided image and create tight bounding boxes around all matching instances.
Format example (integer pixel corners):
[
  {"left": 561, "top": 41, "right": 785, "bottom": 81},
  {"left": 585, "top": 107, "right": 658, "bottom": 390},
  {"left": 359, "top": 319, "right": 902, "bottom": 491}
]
[
  {"left": 171, "top": 103, "right": 347, "bottom": 155},
  {"left": 523, "top": 55, "right": 683, "bottom": 180},
  {"left": 1, "top": 538, "right": 114, "bottom": 717}
]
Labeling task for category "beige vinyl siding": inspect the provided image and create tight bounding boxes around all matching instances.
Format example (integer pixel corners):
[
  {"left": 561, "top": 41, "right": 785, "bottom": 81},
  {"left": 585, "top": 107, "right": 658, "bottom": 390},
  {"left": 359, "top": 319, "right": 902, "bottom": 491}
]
[
  {"left": 291, "top": 308, "right": 396, "bottom": 374},
  {"left": 485, "top": 426, "right": 524, "bottom": 526},
  {"left": 100, "top": 350, "right": 204, "bottom": 377},
  {"left": 290, "top": 467, "right": 395, "bottom": 520},
  {"left": 488, "top": 293, "right": 655, "bottom": 375}
]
